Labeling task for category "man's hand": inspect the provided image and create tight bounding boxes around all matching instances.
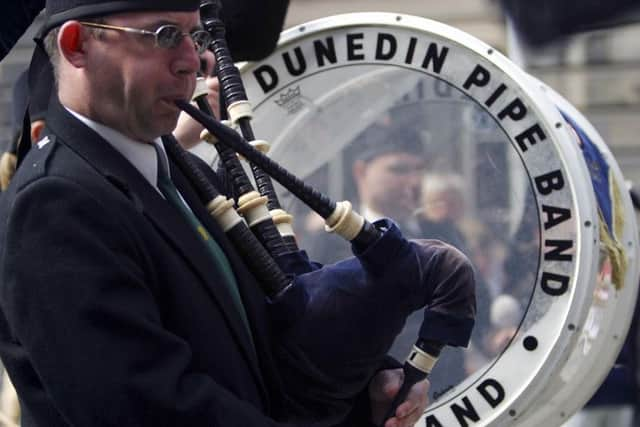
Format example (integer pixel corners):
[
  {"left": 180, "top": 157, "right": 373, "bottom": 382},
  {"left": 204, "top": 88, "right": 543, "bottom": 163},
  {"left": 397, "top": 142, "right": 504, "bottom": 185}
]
[
  {"left": 369, "top": 368, "right": 430, "bottom": 427},
  {"left": 173, "top": 51, "right": 220, "bottom": 149}
]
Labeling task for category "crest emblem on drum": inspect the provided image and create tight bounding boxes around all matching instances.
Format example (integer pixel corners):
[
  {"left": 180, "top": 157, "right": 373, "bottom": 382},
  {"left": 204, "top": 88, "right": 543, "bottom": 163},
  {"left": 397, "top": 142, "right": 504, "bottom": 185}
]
[
  {"left": 238, "top": 12, "right": 639, "bottom": 427},
  {"left": 274, "top": 86, "right": 304, "bottom": 114}
]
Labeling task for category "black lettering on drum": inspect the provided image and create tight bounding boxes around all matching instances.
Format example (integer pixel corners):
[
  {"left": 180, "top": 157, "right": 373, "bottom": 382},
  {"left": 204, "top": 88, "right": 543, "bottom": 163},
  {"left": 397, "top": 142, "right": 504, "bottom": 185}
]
[
  {"left": 497, "top": 98, "right": 527, "bottom": 122},
  {"left": 253, "top": 64, "right": 279, "bottom": 94},
  {"left": 545, "top": 240, "right": 574, "bottom": 262},
  {"left": 314, "top": 37, "right": 338, "bottom": 67},
  {"left": 485, "top": 83, "right": 508, "bottom": 107},
  {"left": 541, "top": 272, "right": 570, "bottom": 296},
  {"left": 463, "top": 64, "right": 491, "bottom": 90},
  {"left": 405, "top": 36, "right": 418, "bottom": 64},
  {"left": 541, "top": 205, "right": 572, "bottom": 230},
  {"left": 376, "top": 33, "right": 398, "bottom": 60},
  {"left": 426, "top": 414, "right": 444, "bottom": 427},
  {"left": 515, "top": 123, "right": 547, "bottom": 152},
  {"left": 421, "top": 43, "right": 449, "bottom": 73},
  {"left": 535, "top": 170, "right": 565, "bottom": 195},
  {"left": 283, "top": 47, "right": 307, "bottom": 76},
  {"left": 424, "top": 379, "right": 506, "bottom": 426},
  {"left": 476, "top": 378, "right": 505, "bottom": 408},
  {"left": 347, "top": 33, "right": 366, "bottom": 60},
  {"left": 451, "top": 397, "right": 481, "bottom": 426}
]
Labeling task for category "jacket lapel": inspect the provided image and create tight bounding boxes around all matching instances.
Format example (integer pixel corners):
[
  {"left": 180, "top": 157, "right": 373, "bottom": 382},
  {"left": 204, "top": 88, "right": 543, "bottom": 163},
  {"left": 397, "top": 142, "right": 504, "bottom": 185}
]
[{"left": 44, "top": 98, "right": 267, "bottom": 399}]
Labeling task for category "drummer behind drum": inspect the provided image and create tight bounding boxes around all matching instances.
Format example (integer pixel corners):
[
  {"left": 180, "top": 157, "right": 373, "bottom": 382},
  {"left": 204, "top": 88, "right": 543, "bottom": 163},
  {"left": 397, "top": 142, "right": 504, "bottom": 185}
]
[
  {"left": 351, "top": 124, "right": 427, "bottom": 237},
  {"left": 305, "top": 123, "right": 428, "bottom": 264}
]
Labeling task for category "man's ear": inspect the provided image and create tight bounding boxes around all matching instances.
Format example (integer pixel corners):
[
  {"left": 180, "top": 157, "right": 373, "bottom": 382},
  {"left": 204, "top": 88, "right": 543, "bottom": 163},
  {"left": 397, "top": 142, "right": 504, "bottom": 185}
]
[
  {"left": 58, "top": 21, "right": 88, "bottom": 67},
  {"left": 30, "top": 120, "right": 46, "bottom": 143}
]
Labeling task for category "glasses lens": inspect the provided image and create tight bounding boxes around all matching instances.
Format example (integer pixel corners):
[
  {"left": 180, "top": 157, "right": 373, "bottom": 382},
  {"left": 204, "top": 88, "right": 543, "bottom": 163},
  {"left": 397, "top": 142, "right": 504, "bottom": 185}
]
[
  {"left": 156, "top": 25, "right": 183, "bottom": 49},
  {"left": 191, "top": 30, "right": 211, "bottom": 54}
]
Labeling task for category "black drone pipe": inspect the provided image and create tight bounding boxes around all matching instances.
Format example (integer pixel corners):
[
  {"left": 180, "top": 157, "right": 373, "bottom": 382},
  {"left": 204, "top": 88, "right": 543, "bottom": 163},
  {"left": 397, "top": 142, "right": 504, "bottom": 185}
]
[
  {"left": 191, "top": 79, "right": 291, "bottom": 259},
  {"left": 162, "top": 135, "right": 293, "bottom": 299},
  {"left": 199, "top": 0, "right": 300, "bottom": 253}
]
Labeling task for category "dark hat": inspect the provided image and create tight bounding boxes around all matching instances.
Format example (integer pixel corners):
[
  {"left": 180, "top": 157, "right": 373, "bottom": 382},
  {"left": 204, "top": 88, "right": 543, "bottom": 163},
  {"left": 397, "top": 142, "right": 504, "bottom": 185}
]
[
  {"left": 29, "top": 59, "right": 55, "bottom": 122},
  {"left": 11, "top": 56, "right": 54, "bottom": 132},
  {"left": 41, "top": 0, "right": 201, "bottom": 36},
  {"left": 11, "top": 70, "right": 30, "bottom": 138},
  {"left": 353, "top": 123, "right": 425, "bottom": 163}
]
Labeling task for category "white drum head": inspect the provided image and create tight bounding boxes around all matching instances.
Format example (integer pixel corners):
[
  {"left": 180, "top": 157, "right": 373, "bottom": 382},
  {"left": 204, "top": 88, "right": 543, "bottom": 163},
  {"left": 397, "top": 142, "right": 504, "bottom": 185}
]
[{"left": 226, "top": 13, "right": 639, "bottom": 426}]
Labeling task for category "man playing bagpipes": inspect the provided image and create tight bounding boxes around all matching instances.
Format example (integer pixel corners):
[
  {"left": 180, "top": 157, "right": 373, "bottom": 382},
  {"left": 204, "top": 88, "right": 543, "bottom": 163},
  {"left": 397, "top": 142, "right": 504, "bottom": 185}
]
[{"left": 0, "top": 1, "right": 476, "bottom": 426}]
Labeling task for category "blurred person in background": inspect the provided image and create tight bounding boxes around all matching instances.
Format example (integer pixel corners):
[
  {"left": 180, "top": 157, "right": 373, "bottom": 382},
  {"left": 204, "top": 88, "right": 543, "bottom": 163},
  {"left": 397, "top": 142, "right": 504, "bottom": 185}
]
[
  {"left": 351, "top": 124, "right": 427, "bottom": 234},
  {"left": 0, "top": 59, "right": 53, "bottom": 191},
  {"left": 417, "top": 172, "right": 469, "bottom": 255},
  {"left": 301, "top": 123, "right": 428, "bottom": 264}
]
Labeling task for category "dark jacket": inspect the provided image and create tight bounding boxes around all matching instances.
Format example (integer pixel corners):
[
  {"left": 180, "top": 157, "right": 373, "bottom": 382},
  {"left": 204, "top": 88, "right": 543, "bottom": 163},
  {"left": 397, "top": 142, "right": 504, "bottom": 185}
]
[{"left": 0, "top": 97, "right": 345, "bottom": 426}]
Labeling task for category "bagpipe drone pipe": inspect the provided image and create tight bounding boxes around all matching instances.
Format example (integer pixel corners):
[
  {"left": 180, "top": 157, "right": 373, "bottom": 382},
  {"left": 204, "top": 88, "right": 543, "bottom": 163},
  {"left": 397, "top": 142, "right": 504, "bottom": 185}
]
[
  {"left": 198, "top": 0, "right": 301, "bottom": 256},
  {"left": 160, "top": 2, "right": 477, "bottom": 424}
]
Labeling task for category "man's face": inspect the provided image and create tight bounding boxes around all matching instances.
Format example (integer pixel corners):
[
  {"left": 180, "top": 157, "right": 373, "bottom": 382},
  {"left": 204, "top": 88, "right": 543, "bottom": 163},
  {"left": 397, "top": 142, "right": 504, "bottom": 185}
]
[
  {"left": 83, "top": 11, "right": 201, "bottom": 141},
  {"left": 354, "top": 152, "right": 426, "bottom": 221}
]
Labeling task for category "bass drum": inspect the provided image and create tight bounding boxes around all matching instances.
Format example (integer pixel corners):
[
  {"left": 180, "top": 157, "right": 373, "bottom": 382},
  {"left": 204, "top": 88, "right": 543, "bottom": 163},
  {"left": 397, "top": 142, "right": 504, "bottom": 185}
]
[{"left": 229, "top": 12, "right": 639, "bottom": 426}]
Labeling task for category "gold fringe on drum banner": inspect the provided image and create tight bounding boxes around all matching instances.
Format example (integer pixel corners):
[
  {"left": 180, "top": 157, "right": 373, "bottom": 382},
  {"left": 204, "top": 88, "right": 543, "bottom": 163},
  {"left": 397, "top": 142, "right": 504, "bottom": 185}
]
[{"left": 599, "top": 175, "right": 628, "bottom": 290}]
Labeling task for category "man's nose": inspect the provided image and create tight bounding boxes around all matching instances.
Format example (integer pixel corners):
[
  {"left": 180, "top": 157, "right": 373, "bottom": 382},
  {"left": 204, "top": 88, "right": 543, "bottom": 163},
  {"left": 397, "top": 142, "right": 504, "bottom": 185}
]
[{"left": 171, "top": 36, "right": 201, "bottom": 76}]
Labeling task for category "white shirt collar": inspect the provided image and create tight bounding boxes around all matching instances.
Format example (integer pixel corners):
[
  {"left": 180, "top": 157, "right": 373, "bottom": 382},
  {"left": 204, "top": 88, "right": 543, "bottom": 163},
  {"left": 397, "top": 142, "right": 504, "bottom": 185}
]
[{"left": 65, "top": 107, "right": 167, "bottom": 191}]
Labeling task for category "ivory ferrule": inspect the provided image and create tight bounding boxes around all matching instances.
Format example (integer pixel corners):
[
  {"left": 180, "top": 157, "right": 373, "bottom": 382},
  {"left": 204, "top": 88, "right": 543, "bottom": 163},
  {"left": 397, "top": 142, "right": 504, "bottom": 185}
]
[
  {"left": 200, "top": 129, "right": 217, "bottom": 144},
  {"left": 200, "top": 120, "right": 234, "bottom": 145},
  {"left": 324, "top": 201, "right": 364, "bottom": 241},
  {"left": 270, "top": 209, "right": 295, "bottom": 237},
  {"left": 207, "top": 196, "right": 243, "bottom": 232},
  {"left": 407, "top": 346, "right": 439, "bottom": 374},
  {"left": 237, "top": 191, "right": 271, "bottom": 227},
  {"left": 227, "top": 100, "right": 254, "bottom": 123},
  {"left": 250, "top": 139, "right": 270, "bottom": 154},
  {"left": 238, "top": 139, "right": 271, "bottom": 161}
]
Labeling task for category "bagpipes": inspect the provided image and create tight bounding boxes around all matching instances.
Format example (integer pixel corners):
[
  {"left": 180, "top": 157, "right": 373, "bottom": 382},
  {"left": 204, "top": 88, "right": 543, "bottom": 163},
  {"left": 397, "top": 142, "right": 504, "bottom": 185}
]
[{"left": 167, "top": 1, "right": 477, "bottom": 424}]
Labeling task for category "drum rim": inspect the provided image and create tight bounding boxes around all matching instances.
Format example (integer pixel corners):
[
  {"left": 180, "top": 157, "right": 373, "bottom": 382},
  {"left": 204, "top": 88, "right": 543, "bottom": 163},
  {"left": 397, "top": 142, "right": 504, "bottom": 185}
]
[{"left": 238, "top": 12, "right": 635, "bottom": 425}]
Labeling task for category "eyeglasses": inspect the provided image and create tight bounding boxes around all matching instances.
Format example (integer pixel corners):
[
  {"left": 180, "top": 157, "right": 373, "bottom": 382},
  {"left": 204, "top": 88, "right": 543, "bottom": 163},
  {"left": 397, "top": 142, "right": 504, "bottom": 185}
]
[{"left": 79, "top": 22, "right": 212, "bottom": 54}]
